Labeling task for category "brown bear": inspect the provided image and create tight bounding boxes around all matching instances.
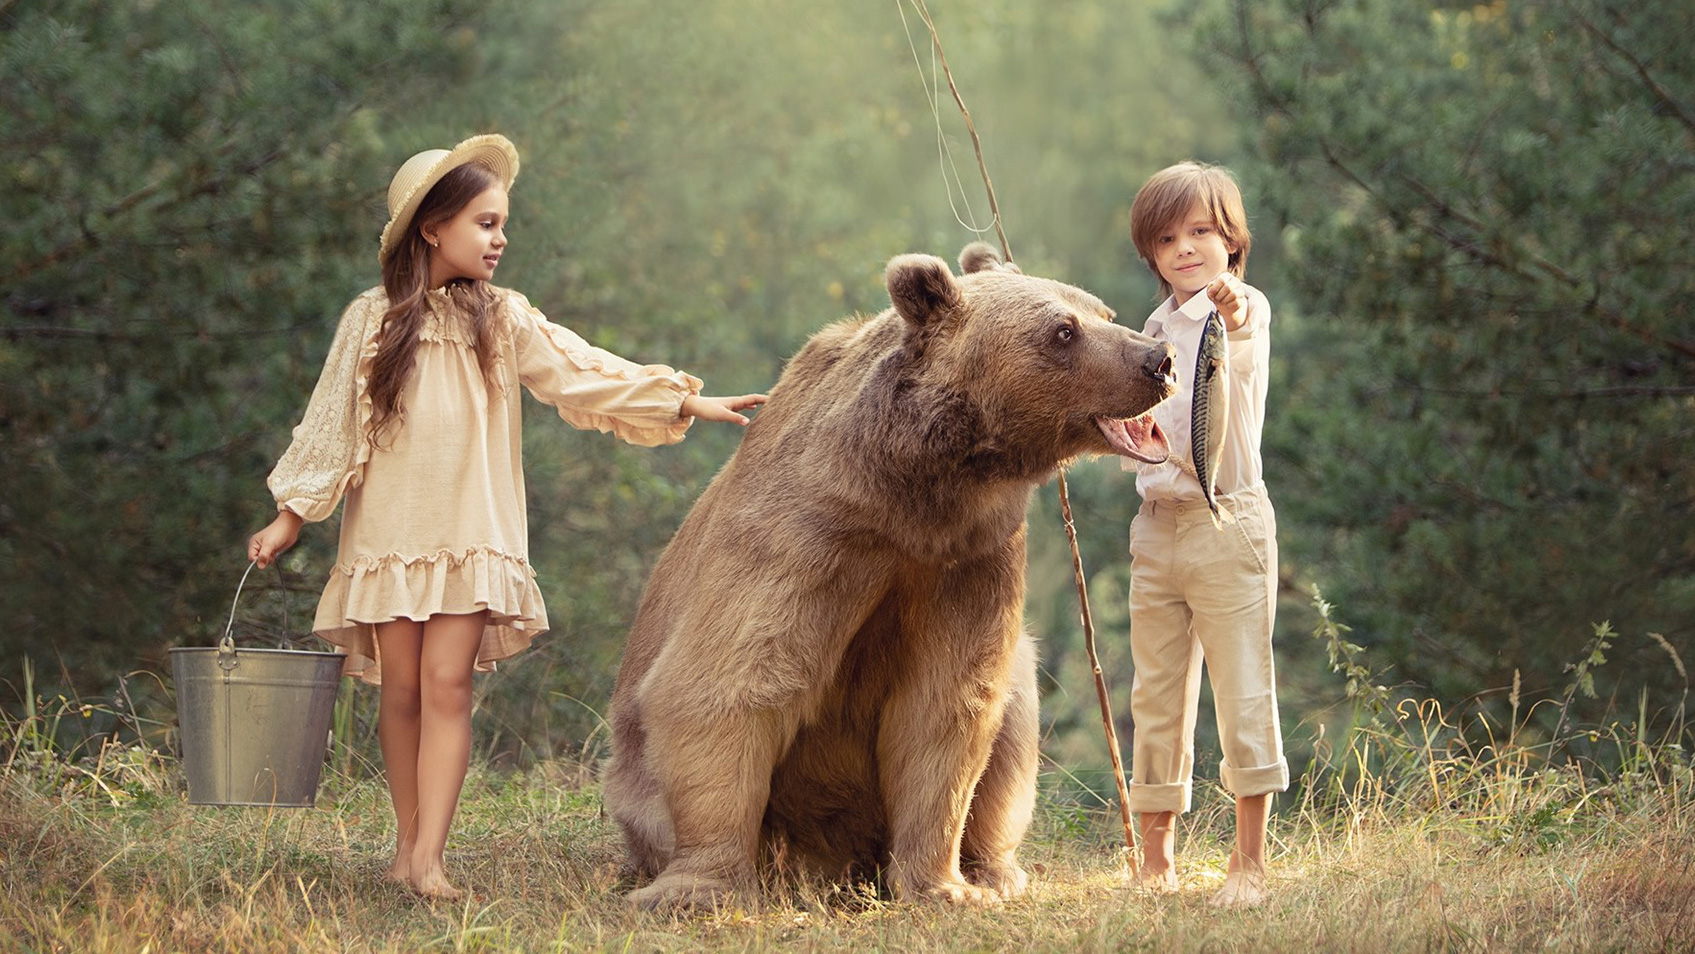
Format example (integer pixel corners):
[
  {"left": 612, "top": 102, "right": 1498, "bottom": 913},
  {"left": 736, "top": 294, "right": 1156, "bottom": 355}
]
[{"left": 603, "top": 242, "right": 1175, "bottom": 908}]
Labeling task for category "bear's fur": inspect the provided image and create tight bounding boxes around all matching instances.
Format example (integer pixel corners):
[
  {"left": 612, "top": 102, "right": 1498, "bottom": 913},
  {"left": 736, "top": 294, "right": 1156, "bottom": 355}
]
[{"left": 604, "top": 243, "right": 1175, "bottom": 908}]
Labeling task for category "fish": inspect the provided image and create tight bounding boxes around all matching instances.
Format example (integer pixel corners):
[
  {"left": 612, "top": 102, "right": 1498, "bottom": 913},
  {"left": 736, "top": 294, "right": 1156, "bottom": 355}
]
[{"left": 1188, "top": 308, "right": 1234, "bottom": 526}]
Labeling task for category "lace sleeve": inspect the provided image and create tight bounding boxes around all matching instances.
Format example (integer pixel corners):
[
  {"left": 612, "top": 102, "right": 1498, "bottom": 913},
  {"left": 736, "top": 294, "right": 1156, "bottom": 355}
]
[
  {"left": 505, "top": 291, "right": 703, "bottom": 448},
  {"left": 266, "top": 292, "right": 384, "bottom": 521}
]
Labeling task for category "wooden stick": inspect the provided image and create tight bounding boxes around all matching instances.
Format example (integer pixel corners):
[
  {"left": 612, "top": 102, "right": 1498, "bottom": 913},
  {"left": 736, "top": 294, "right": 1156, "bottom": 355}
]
[
  {"left": 1059, "top": 469, "right": 1138, "bottom": 875},
  {"left": 907, "top": 0, "right": 1138, "bottom": 873}
]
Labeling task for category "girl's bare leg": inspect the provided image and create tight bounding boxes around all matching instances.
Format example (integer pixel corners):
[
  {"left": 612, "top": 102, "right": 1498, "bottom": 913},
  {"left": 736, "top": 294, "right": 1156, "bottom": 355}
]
[
  {"left": 405, "top": 611, "right": 485, "bottom": 900},
  {"left": 1211, "top": 793, "right": 1271, "bottom": 907},
  {"left": 375, "top": 619, "right": 425, "bottom": 884},
  {"left": 1135, "top": 811, "right": 1180, "bottom": 892}
]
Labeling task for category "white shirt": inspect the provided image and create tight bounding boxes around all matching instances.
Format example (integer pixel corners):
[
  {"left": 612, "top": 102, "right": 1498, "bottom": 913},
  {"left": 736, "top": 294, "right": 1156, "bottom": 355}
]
[{"left": 1126, "top": 282, "right": 1272, "bottom": 502}]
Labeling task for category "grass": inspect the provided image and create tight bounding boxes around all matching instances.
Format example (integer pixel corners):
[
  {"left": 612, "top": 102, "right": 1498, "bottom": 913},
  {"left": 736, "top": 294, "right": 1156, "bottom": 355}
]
[
  {"left": 3, "top": 610, "right": 1693, "bottom": 952},
  {"left": 4, "top": 750, "right": 1691, "bottom": 953}
]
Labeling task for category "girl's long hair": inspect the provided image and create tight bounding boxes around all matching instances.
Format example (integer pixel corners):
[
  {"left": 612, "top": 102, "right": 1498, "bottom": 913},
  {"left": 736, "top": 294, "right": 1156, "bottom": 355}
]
[{"left": 368, "top": 163, "right": 504, "bottom": 445}]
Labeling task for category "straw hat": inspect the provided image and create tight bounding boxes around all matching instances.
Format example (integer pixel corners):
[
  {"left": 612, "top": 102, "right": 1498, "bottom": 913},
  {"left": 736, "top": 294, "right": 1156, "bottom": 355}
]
[{"left": 377, "top": 133, "right": 520, "bottom": 262}]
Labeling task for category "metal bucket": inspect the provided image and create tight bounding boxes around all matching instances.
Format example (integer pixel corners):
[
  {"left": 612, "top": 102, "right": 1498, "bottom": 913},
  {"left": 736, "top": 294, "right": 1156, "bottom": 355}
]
[{"left": 170, "top": 563, "right": 345, "bottom": 806}]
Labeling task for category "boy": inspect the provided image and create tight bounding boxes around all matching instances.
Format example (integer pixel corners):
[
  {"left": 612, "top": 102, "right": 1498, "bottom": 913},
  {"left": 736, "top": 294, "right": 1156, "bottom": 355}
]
[{"left": 1122, "top": 161, "right": 1287, "bottom": 907}]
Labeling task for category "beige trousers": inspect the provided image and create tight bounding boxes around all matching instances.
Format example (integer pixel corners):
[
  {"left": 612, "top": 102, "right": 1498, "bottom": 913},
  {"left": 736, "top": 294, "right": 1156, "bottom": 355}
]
[{"left": 1126, "top": 485, "right": 1288, "bottom": 813}]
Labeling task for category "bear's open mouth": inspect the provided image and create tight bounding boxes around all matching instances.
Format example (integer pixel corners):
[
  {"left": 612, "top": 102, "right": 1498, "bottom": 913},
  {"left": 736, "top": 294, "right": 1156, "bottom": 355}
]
[{"left": 1095, "top": 413, "right": 1170, "bottom": 464}]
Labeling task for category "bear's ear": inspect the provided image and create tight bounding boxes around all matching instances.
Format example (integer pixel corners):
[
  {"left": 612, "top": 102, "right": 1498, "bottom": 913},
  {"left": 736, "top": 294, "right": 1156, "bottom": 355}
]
[
  {"left": 959, "top": 241, "right": 1022, "bottom": 275},
  {"left": 886, "top": 253, "right": 962, "bottom": 329}
]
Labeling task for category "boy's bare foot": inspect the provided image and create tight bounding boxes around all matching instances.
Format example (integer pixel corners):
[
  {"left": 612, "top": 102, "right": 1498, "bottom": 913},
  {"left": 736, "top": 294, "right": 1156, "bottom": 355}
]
[{"left": 1209, "top": 867, "right": 1268, "bottom": 907}]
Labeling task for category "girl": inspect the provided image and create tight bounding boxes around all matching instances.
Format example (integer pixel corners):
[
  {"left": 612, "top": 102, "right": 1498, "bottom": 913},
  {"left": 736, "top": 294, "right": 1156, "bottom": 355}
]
[{"left": 248, "top": 133, "right": 765, "bottom": 900}]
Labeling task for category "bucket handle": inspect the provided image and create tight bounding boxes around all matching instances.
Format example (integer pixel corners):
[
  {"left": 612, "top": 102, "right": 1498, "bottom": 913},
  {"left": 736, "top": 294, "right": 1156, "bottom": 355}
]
[{"left": 217, "top": 561, "right": 259, "bottom": 669}]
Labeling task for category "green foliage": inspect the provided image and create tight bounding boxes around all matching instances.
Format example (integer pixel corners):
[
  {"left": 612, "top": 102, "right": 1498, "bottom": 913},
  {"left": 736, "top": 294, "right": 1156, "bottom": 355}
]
[
  {"left": 0, "top": 0, "right": 503, "bottom": 700},
  {"left": 1188, "top": 0, "right": 1695, "bottom": 717},
  {"left": 1564, "top": 620, "right": 1617, "bottom": 704},
  {"left": 13, "top": 0, "right": 1681, "bottom": 772},
  {"left": 1289, "top": 591, "right": 1691, "bottom": 836},
  {"left": 1310, "top": 586, "right": 1392, "bottom": 718}
]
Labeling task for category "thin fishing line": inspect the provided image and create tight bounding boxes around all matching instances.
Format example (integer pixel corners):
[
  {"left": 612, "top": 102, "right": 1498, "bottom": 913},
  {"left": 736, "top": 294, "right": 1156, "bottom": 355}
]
[
  {"left": 897, "top": 0, "right": 995, "bottom": 238},
  {"left": 898, "top": 0, "right": 979, "bottom": 231}
]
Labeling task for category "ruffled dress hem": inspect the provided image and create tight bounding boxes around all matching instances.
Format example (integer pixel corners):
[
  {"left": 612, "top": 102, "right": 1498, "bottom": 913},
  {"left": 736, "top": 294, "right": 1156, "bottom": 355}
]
[{"left": 310, "top": 546, "right": 549, "bottom": 685}]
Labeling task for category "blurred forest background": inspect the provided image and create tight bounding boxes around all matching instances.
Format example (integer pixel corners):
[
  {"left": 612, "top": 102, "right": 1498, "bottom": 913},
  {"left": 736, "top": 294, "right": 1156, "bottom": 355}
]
[{"left": 3, "top": 0, "right": 1689, "bottom": 789}]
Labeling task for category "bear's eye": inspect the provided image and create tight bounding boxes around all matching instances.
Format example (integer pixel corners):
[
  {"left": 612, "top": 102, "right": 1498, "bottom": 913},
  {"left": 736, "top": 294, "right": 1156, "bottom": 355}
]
[{"left": 1055, "top": 326, "right": 1075, "bottom": 343}]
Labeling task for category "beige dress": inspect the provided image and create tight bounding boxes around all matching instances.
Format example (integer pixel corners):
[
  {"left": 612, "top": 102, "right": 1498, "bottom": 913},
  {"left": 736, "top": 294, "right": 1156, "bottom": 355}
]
[{"left": 267, "top": 284, "right": 702, "bottom": 684}]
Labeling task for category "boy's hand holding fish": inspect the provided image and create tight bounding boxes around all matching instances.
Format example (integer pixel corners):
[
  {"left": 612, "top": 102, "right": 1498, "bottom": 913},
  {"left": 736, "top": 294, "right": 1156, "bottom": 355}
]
[{"left": 1205, "top": 273, "right": 1250, "bottom": 332}]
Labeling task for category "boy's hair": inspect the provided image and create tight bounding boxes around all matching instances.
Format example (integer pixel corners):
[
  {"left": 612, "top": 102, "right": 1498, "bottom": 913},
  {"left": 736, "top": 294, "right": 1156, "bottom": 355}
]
[{"left": 1128, "top": 161, "right": 1252, "bottom": 299}]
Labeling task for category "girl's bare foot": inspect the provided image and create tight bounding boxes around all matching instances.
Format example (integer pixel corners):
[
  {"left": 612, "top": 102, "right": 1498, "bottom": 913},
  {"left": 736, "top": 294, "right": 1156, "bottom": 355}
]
[
  {"left": 408, "top": 862, "right": 463, "bottom": 901},
  {"left": 384, "top": 855, "right": 411, "bottom": 885},
  {"left": 1132, "top": 863, "right": 1180, "bottom": 894},
  {"left": 1209, "top": 866, "right": 1268, "bottom": 907}
]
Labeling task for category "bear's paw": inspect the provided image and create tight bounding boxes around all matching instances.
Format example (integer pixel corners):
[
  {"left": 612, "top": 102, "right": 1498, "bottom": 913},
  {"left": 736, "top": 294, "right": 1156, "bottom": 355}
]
[
  {"left": 907, "top": 878, "right": 1003, "bottom": 906},
  {"left": 965, "top": 859, "right": 1030, "bottom": 899},
  {"left": 626, "top": 872, "right": 739, "bottom": 911}
]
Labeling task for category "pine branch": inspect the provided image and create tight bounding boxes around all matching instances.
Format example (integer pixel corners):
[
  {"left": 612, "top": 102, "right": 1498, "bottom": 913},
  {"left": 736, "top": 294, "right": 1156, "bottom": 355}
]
[
  {"left": 1230, "top": 0, "right": 1695, "bottom": 363},
  {"left": 1570, "top": 6, "right": 1695, "bottom": 141}
]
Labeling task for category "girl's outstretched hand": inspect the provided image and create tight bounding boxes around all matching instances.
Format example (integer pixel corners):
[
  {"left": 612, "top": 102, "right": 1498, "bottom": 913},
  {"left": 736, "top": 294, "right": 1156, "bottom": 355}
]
[
  {"left": 681, "top": 393, "right": 769, "bottom": 427},
  {"left": 248, "top": 511, "right": 304, "bottom": 569}
]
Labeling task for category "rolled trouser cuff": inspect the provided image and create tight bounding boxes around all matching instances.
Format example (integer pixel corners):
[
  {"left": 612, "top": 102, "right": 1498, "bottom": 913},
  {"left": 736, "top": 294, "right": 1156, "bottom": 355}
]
[
  {"left": 1126, "top": 779, "right": 1191, "bottom": 815},
  {"left": 1221, "top": 759, "right": 1290, "bottom": 798}
]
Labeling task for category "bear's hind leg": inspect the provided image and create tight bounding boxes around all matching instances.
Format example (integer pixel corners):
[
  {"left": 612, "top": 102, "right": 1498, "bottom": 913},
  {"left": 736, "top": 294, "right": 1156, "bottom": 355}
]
[
  {"left": 878, "top": 680, "right": 1005, "bottom": 905},
  {"left": 601, "top": 727, "right": 673, "bottom": 882},
  {"left": 876, "top": 550, "right": 1035, "bottom": 905},
  {"left": 960, "top": 632, "right": 1039, "bottom": 899},
  {"left": 625, "top": 704, "right": 795, "bottom": 910}
]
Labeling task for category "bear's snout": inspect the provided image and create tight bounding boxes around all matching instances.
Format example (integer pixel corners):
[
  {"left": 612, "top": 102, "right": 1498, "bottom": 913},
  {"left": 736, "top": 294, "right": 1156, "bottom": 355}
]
[
  {"left": 1108, "top": 330, "right": 1176, "bottom": 405},
  {"left": 1143, "top": 342, "right": 1175, "bottom": 388}
]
